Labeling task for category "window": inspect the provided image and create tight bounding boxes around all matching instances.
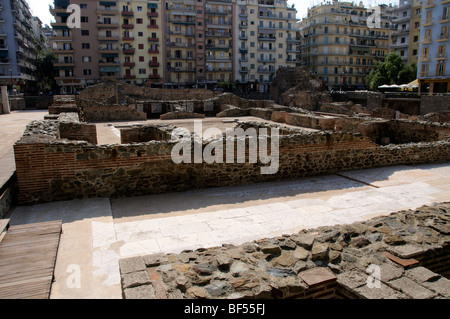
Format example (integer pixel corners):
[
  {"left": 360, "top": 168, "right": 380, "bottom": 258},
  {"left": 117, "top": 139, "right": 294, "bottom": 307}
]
[
  {"left": 139, "top": 69, "right": 146, "bottom": 74},
  {"left": 83, "top": 69, "right": 91, "bottom": 75},
  {"left": 279, "top": 43, "right": 283, "bottom": 48},
  {"left": 139, "top": 56, "right": 144, "bottom": 62},
  {"left": 413, "top": 49, "right": 417, "bottom": 56},
  {"left": 436, "top": 62, "right": 445, "bottom": 76},
  {"left": 138, "top": 44, "right": 144, "bottom": 50},
  {"left": 81, "top": 30, "right": 89, "bottom": 36},
  {"left": 137, "top": 6, "right": 142, "bottom": 11},
  {"left": 415, "top": 22, "right": 420, "bottom": 29},
  {"left": 414, "top": 35, "right": 418, "bottom": 42},
  {"left": 438, "top": 45, "right": 446, "bottom": 57},
  {"left": 137, "top": 18, "right": 143, "bottom": 24},
  {"left": 138, "top": 32, "right": 143, "bottom": 37},
  {"left": 82, "top": 56, "right": 91, "bottom": 62},
  {"left": 82, "top": 43, "right": 90, "bottom": 49},
  {"left": 81, "top": 16, "right": 88, "bottom": 23},
  {"left": 80, "top": 4, "right": 87, "bottom": 9}
]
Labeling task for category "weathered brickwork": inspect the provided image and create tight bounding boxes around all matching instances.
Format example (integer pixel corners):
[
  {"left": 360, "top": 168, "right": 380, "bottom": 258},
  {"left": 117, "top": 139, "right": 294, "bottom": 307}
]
[
  {"left": 14, "top": 118, "right": 450, "bottom": 205},
  {"left": 119, "top": 203, "right": 450, "bottom": 299}
]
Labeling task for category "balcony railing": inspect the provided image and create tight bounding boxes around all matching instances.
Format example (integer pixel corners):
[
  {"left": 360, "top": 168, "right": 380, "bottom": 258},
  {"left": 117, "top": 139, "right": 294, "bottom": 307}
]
[{"left": 122, "top": 11, "right": 134, "bottom": 17}]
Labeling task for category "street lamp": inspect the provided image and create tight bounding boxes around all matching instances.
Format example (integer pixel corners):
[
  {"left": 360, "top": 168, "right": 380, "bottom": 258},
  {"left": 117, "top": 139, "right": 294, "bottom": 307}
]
[{"left": 8, "top": 66, "right": 14, "bottom": 94}]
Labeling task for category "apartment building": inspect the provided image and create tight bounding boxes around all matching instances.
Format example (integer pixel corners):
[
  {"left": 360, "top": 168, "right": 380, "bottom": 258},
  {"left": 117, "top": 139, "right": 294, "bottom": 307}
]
[
  {"left": 234, "top": 0, "right": 298, "bottom": 92},
  {"left": 299, "top": 1, "right": 393, "bottom": 91},
  {"left": 418, "top": 0, "right": 450, "bottom": 93},
  {"left": 51, "top": 0, "right": 299, "bottom": 93},
  {"left": 0, "top": 0, "right": 41, "bottom": 92},
  {"left": 391, "top": 0, "right": 422, "bottom": 65}
]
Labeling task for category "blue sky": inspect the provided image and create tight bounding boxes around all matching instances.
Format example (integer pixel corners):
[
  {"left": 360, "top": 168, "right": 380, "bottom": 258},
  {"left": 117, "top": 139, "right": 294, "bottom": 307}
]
[{"left": 27, "top": 0, "right": 397, "bottom": 26}]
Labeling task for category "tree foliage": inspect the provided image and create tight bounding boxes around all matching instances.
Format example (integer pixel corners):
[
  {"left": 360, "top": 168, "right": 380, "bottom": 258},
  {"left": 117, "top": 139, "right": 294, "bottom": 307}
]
[
  {"left": 368, "top": 52, "right": 417, "bottom": 90},
  {"left": 36, "top": 49, "right": 58, "bottom": 92}
]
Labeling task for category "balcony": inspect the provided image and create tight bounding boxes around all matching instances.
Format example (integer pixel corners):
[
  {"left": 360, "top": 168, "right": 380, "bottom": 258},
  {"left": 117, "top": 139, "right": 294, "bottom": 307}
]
[
  {"left": 205, "top": 8, "right": 232, "bottom": 15},
  {"left": 258, "top": 36, "right": 276, "bottom": 41},
  {"left": 98, "top": 36, "right": 120, "bottom": 42},
  {"left": 258, "top": 68, "right": 276, "bottom": 74},
  {"left": 99, "top": 62, "right": 120, "bottom": 67},
  {"left": 54, "top": 48, "right": 74, "bottom": 54},
  {"left": 423, "top": 19, "right": 434, "bottom": 27},
  {"left": 437, "top": 34, "right": 449, "bottom": 42},
  {"left": 97, "top": 22, "right": 119, "bottom": 29},
  {"left": 96, "top": 9, "right": 119, "bottom": 15},
  {"left": 50, "top": 22, "right": 69, "bottom": 29},
  {"left": 148, "top": 37, "right": 159, "bottom": 42},
  {"left": 147, "top": 12, "right": 159, "bottom": 17},
  {"left": 438, "top": 15, "right": 450, "bottom": 23},
  {"left": 424, "top": 0, "right": 435, "bottom": 8},
  {"left": 420, "top": 56, "right": 430, "bottom": 62},
  {"left": 436, "top": 53, "right": 447, "bottom": 60},
  {"left": 123, "top": 62, "right": 136, "bottom": 67},
  {"left": 52, "top": 35, "right": 72, "bottom": 41},
  {"left": 124, "top": 74, "right": 136, "bottom": 79},
  {"left": 122, "top": 24, "right": 134, "bottom": 29},
  {"left": 148, "top": 49, "right": 160, "bottom": 54},
  {"left": 54, "top": 62, "right": 75, "bottom": 68},
  {"left": 239, "top": 69, "right": 249, "bottom": 73},
  {"left": 257, "top": 58, "right": 276, "bottom": 63},
  {"left": 123, "top": 48, "right": 135, "bottom": 55},
  {"left": 149, "top": 61, "right": 160, "bottom": 67},
  {"left": 206, "top": 57, "right": 232, "bottom": 63},
  {"left": 148, "top": 74, "right": 161, "bottom": 79},
  {"left": 122, "top": 36, "right": 135, "bottom": 41},
  {"left": 147, "top": 24, "right": 159, "bottom": 29},
  {"left": 98, "top": 48, "right": 120, "bottom": 54},
  {"left": 170, "top": 19, "right": 195, "bottom": 25},
  {"left": 206, "top": 22, "right": 232, "bottom": 29},
  {"left": 122, "top": 11, "right": 134, "bottom": 17}
]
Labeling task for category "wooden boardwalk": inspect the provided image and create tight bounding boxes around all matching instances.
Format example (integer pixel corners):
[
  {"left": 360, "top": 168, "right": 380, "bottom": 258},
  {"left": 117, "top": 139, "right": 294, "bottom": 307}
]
[{"left": 0, "top": 220, "right": 62, "bottom": 299}]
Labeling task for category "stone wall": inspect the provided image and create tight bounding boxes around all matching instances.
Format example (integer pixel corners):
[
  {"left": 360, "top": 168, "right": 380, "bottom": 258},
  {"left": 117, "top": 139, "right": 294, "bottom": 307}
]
[
  {"left": 334, "top": 118, "right": 450, "bottom": 145},
  {"left": 271, "top": 111, "right": 337, "bottom": 131},
  {"left": 120, "top": 125, "right": 176, "bottom": 144},
  {"left": 58, "top": 113, "right": 98, "bottom": 144},
  {"left": 118, "top": 203, "right": 450, "bottom": 299},
  {"left": 421, "top": 96, "right": 450, "bottom": 115},
  {"left": 0, "top": 186, "right": 13, "bottom": 219},
  {"left": 76, "top": 97, "right": 147, "bottom": 122},
  {"left": 13, "top": 118, "right": 450, "bottom": 204}
]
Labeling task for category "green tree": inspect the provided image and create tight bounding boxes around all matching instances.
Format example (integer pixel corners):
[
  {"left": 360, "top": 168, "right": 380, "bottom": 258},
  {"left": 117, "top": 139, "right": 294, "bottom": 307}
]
[
  {"left": 36, "top": 49, "right": 58, "bottom": 93},
  {"left": 368, "top": 52, "right": 417, "bottom": 90}
]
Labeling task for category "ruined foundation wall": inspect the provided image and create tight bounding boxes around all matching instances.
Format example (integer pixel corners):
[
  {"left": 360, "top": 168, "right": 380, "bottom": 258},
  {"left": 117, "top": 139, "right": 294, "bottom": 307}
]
[{"left": 14, "top": 125, "right": 450, "bottom": 205}]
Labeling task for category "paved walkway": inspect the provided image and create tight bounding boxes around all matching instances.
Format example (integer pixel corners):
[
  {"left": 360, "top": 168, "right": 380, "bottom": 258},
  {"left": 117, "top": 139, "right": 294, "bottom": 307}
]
[
  {"left": 0, "top": 111, "right": 47, "bottom": 187},
  {"left": 8, "top": 162, "right": 450, "bottom": 299}
]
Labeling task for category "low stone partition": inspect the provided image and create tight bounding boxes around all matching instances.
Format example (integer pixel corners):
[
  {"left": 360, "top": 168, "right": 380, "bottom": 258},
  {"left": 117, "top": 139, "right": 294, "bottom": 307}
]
[
  {"left": 160, "top": 111, "right": 206, "bottom": 121},
  {"left": 119, "top": 203, "right": 450, "bottom": 299},
  {"left": 76, "top": 97, "right": 147, "bottom": 122},
  {"left": 271, "top": 111, "right": 337, "bottom": 131},
  {"left": 335, "top": 117, "right": 450, "bottom": 145},
  {"left": 58, "top": 113, "right": 98, "bottom": 144},
  {"left": 121, "top": 125, "right": 176, "bottom": 144}
]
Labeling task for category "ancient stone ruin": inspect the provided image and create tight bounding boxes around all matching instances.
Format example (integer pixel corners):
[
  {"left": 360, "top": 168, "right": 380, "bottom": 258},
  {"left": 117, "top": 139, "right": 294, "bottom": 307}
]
[{"left": 119, "top": 203, "right": 450, "bottom": 299}]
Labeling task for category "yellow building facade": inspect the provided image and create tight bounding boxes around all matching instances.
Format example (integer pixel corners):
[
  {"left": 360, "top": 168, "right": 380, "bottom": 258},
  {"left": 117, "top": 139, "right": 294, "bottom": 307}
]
[{"left": 299, "top": 1, "right": 392, "bottom": 90}]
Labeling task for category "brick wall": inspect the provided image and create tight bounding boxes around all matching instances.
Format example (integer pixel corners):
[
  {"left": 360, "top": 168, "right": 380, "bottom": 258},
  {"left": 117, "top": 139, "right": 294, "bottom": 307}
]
[{"left": 14, "top": 124, "right": 450, "bottom": 205}]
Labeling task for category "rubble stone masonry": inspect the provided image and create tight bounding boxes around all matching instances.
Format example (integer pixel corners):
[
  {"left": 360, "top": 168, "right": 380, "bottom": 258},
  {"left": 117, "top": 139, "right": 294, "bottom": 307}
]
[{"left": 13, "top": 118, "right": 450, "bottom": 204}]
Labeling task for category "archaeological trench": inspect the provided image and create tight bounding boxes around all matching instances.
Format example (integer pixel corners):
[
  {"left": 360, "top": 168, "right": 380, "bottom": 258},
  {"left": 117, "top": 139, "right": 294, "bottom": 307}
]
[{"left": 13, "top": 79, "right": 450, "bottom": 299}]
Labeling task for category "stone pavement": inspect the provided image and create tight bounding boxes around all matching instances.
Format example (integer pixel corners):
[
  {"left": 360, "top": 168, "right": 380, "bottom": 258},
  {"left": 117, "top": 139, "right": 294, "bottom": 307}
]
[
  {"left": 7, "top": 162, "right": 450, "bottom": 299},
  {"left": 0, "top": 110, "right": 47, "bottom": 187}
]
